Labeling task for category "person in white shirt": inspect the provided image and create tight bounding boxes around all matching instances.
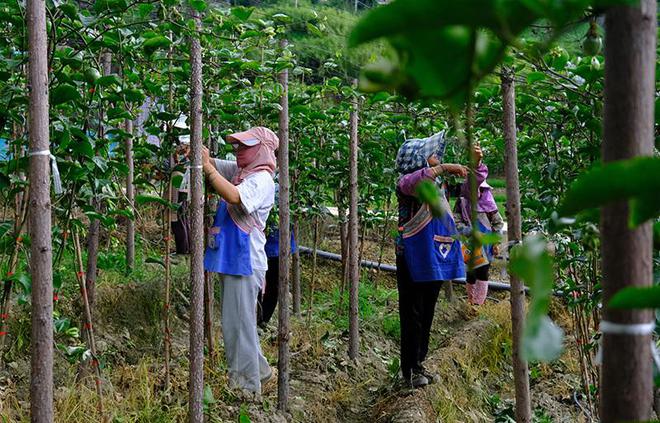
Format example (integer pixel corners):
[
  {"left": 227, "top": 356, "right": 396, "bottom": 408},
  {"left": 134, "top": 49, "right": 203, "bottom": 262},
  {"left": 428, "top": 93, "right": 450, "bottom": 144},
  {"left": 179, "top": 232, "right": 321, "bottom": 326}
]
[{"left": 200, "top": 127, "right": 278, "bottom": 395}]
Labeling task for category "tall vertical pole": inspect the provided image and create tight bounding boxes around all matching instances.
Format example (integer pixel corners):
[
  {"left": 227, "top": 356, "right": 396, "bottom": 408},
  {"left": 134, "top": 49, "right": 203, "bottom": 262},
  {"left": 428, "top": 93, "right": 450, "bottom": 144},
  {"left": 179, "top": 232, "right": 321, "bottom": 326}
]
[
  {"left": 277, "top": 38, "right": 291, "bottom": 412},
  {"left": 347, "top": 80, "right": 360, "bottom": 360},
  {"left": 600, "top": 1, "right": 656, "bottom": 420},
  {"left": 502, "top": 69, "right": 532, "bottom": 423},
  {"left": 27, "top": 0, "right": 53, "bottom": 420},
  {"left": 125, "top": 118, "right": 135, "bottom": 270},
  {"left": 188, "top": 9, "right": 205, "bottom": 423}
]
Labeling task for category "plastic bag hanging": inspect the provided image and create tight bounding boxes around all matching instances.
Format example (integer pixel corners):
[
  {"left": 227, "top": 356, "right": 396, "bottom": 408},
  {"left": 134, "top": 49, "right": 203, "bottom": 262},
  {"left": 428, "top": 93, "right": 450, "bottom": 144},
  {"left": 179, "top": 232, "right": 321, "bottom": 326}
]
[
  {"left": 28, "top": 150, "right": 62, "bottom": 195},
  {"left": 50, "top": 154, "right": 63, "bottom": 195}
]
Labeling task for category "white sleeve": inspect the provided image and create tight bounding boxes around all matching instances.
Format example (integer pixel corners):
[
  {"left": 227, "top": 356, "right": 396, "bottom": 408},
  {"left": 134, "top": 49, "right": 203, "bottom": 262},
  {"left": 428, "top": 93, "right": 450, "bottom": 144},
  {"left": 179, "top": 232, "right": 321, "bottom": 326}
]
[
  {"left": 237, "top": 172, "right": 275, "bottom": 214},
  {"left": 212, "top": 158, "right": 238, "bottom": 181}
]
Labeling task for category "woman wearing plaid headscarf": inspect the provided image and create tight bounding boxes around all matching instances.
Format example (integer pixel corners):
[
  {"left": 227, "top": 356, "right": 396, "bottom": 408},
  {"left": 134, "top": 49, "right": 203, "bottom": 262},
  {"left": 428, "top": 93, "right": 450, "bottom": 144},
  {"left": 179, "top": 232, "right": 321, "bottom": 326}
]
[{"left": 394, "top": 131, "right": 468, "bottom": 389}]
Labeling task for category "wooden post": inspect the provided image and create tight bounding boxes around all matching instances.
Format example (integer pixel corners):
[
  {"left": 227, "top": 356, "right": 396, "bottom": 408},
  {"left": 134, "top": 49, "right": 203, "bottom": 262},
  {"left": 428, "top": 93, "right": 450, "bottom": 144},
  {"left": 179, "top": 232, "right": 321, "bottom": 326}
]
[
  {"left": 600, "top": 1, "right": 656, "bottom": 420},
  {"left": 125, "top": 118, "right": 135, "bottom": 270},
  {"left": 125, "top": 117, "right": 135, "bottom": 270},
  {"left": 277, "top": 38, "right": 291, "bottom": 412},
  {"left": 163, "top": 175, "right": 172, "bottom": 390},
  {"left": 291, "top": 218, "right": 301, "bottom": 316},
  {"left": 27, "top": 0, "right": 53, "bottom": 419},
  {"left": 188, "top": 9, "right": 205, "bottom": 422},
  {"left": 347, "top": 81, "right": 360, "bottom": 360},
  {"left": 72, "top": 231, "right": 104, "bottom": 417},
  {"left": 83, "top": 52, "right": 112, "bottom": 322},
  {"left": 502, "top": 69, "right": 532, "bottom": 423}
]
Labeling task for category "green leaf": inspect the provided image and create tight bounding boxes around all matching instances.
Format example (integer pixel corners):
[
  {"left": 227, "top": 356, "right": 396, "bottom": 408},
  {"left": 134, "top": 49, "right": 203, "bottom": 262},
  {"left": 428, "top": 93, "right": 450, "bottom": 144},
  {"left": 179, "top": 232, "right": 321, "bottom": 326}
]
[
  {"left": 137, "top": 3, "right": 154, "bottom": 17},
  {"left": 123, "top": 88, "right": 145, "bottom": 103},
  {"left": 142, "top": 36, "right": 171, "bottom": 56},
  {"left": 92, "top": 156, "right": 108, "bottom": 172},
  {"left": 348, "top": 0, "right": 535, "bottom": 48},
  {"left": 59, "top": 3, "right": 79, "bottom": 20},
  {"left": 12, "top": 273, "right": 31, "bottom": 294},
  {"left": 189, "top": 0, "right": 207, "bottom": 12},
  {"left": 306, "top": 22, "right": 323, "bottom": 37},
  {"left": 478, "top": 231, "right": 502, "bottom": 245},
  {"left": 559, "top": 157, "right": 660, "bottom": 222},
  {"left": 609, "top": 286, "right": 660, "bottom": 309},
  {"left": 171, "top": 174, "right": 183, "bottom": 188},
  {"left": 358, "top": 26, "right": 507, "bottom": 106},
  {"left": 96, "top": 75, "right": 121, "bottom": 87},
  {"left": 231, "top": 6, "right": 254, "bottom": 21},
  {"left": 522, "top": 316, "right": 564, "bottom": 362},
  {"left": 203, "top": 384, "right": 215, "bottom": 405},
  {"left": 415, "top": 180, "right": 442, "bottom": 216},
  {"left": 271, "top": 13, "right": 291, "bottom": 22},
  {"left": 238, "top": 406, "right": 251, "bottom": 423},
  {"left": 93, "top": 0, "right": 127, "bottom": 13},
  {"left": 135, "top": 194, "right": 178, "bottom": 210},
  {"left": 51, "top": 84, "right": 81, "bottom": 105},
  {"left": 509, "top": 235, "right": 563, "bottom": 362},
  {"left": 526, "top": 71, "right": 546, "bottom": 83},
  {"left": 630, "top": 192, "right": 660, "bottom": 228}
]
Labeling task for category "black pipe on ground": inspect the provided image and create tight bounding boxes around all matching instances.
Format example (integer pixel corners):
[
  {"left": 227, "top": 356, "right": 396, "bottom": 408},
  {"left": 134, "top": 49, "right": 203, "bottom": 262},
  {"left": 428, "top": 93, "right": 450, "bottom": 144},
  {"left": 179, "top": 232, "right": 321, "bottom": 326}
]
[{"left": 298, "top": 246, "right": 529, "bottom": 293}]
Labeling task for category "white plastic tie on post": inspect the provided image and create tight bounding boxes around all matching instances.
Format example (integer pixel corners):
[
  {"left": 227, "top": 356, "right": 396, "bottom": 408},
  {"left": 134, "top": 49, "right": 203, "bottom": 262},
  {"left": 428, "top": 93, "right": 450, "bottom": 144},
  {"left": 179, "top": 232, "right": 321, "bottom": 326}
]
[
  {"left": 29, "top": 150, "right": 63, "bottom": 195},
  {"left": 595, "top": 320, "right": 656, "bottom": 365},
  {"left": 186, "top": 165, "right": 203, "bottom": 169}
]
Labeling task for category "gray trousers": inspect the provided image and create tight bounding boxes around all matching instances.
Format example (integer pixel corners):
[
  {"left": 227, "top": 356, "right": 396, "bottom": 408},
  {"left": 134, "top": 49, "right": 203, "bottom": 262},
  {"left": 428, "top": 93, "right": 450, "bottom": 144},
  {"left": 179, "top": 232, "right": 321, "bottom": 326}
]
[{"left": 221, "top": 270, "right": 270, "bottom": 393}]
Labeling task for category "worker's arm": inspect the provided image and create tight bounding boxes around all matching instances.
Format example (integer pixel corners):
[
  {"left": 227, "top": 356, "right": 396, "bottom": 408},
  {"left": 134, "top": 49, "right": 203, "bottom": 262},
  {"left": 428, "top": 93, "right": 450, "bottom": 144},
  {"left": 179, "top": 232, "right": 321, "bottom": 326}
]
[{"left": 201, "top": 147, "right": 241, "bottom": 205}]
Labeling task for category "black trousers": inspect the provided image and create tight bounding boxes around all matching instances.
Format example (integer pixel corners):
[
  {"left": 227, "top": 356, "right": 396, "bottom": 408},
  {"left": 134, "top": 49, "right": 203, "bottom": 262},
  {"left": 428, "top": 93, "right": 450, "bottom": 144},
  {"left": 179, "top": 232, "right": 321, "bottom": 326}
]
[
  {"left": 396, "top": 254, "right": 442, "bottom": 379},
  {"left": 171, "top": 219, "right": 190, "bottom": 254},
  {"left": 466, "top": 264, "right": 490, "bottom": 284},
  {"left": 257, "top": 257, "right": 279, "bottom": 326}
]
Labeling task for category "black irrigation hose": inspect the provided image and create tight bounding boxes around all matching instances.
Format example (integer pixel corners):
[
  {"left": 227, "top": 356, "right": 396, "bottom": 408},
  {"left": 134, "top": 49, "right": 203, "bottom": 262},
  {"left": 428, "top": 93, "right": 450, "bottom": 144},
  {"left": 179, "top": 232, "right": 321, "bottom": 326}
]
[{"left": 298, "top": 246, "right": 530, "bottom": 294}]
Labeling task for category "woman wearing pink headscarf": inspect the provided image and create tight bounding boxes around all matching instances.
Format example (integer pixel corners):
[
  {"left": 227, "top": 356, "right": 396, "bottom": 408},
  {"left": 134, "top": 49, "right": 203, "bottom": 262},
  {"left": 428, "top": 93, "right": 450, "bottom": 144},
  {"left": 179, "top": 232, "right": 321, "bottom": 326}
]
[
  {"left": 201, "top": 126, "right": 279, "bottom": 397},
  {"left": 453, "top": 145, "right": 504, "bottom": 306}
]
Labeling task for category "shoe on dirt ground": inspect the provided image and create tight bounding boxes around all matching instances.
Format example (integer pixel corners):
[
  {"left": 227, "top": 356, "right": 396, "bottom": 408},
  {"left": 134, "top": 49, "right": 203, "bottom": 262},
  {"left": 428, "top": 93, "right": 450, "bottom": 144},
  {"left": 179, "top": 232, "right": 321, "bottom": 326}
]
[
  {"left": 410, "top": 373, "right": 429, "bottom": 388},
  {"left": 261, "top": 366, "right": 274, "bottom": 385},
  {"left": 417, "top": 367, "right": 438, "bottom": 384},
  {"left": 400, "top": 371, "right": 429, "bottom": 391}
]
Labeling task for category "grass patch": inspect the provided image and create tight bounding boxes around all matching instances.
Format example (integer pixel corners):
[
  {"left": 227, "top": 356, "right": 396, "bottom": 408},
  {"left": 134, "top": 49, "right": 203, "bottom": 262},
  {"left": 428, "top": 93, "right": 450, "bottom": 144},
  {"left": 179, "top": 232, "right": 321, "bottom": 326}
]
[
  {"left": 428, "top": 302, "right": 514, "bottom": 421},
  {"left": 310, "top": 278, "right": 398, "bottom": 333},
  {"left": 493, "top": 193, "right": 507, "bottom": 203},
  {"left": 488, "top": 178, "right": 506, "bottom": 189}
]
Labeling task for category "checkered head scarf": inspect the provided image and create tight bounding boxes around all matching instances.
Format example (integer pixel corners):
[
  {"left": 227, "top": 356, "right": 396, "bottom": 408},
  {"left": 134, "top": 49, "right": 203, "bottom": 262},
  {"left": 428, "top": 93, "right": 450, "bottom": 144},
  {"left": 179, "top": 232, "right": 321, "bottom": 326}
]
[{"left": 395, "top": 131, "right": 447, "bottom": 175}]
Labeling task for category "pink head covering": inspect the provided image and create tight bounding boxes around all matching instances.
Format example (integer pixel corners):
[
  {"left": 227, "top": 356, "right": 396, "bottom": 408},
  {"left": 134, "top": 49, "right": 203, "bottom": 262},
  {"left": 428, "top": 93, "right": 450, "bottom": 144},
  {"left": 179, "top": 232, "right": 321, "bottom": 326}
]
[
  {"left": 227, "top": 127, "right": 279, "bottom": 184},
  {"left": 458, "top": 180, "right": 499, "bottom": 223}
]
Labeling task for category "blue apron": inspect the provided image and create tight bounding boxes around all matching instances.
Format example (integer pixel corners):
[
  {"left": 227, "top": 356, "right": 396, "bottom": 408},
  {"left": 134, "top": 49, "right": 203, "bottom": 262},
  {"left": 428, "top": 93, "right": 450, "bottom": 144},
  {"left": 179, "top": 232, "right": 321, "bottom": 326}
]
[
  {"left": 477, "top": 220, "right": 495, "bottom": 262},
  {"left": 204, "top": 201, "right": 253, "bottom": 276},
  {"left": 264, "top": 228, "right": 297, "bottom": 258},
  {"left": 401, "top": 205, "right": 465, "bottom": 282}
]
